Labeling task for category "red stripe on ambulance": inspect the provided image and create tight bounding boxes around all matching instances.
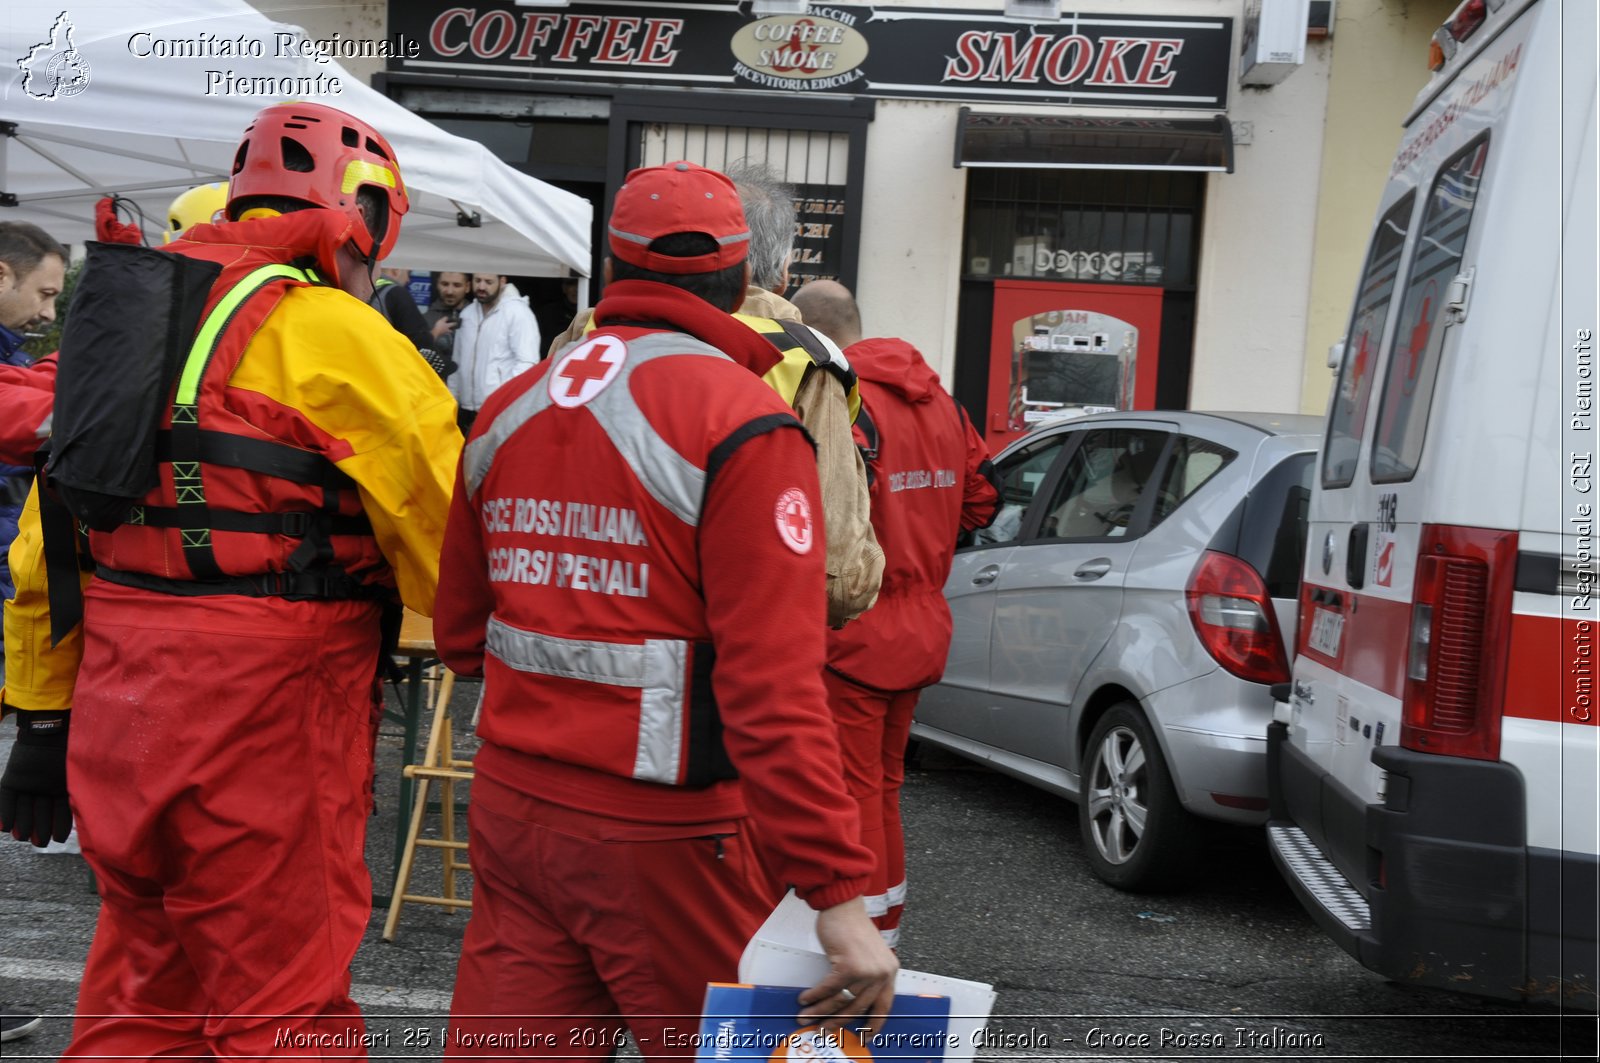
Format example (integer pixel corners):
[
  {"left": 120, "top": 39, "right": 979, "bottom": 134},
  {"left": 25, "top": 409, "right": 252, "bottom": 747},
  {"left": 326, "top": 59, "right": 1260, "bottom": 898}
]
[
  {"left": 1506, "top": 613, "right": 1599, "bottom": 726},
  {"left": 1297, "top": 582, "right": 1410, "bottom": 699}
]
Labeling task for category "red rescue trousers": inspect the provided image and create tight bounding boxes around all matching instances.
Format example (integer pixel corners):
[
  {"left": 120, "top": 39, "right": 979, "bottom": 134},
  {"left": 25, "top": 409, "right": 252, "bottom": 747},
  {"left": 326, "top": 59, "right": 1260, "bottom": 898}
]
[
  {"left": 823, "top": 670, "right": 919, "bottom": 947},
  {"left": 63, "top": 579, "right": 382, "bottom": 1060},
  {"left": 447, "top": 756, "right": 782, "bottom": 1062}
]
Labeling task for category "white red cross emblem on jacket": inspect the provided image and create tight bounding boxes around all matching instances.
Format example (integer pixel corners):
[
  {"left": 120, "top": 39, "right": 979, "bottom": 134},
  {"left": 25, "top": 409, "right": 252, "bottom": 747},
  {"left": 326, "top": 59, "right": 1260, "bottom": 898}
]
[{"left": 550, "top": 335, "right": 626, "bottom": 408}]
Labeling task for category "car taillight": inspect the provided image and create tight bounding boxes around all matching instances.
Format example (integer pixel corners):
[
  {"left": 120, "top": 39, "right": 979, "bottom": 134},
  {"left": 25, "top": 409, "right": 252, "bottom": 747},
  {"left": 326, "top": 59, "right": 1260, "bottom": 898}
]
[
  {"left": 1187, "top": 551, "right": 1291, "bottom": 685},
  {"left": 1400, "top": 525, "right": 1517, "bottom": 761}
]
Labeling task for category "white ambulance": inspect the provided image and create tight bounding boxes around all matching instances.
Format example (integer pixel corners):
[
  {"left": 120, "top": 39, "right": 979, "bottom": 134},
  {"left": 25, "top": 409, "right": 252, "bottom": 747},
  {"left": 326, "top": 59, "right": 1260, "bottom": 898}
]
[{"left": 1268, "top": 0, "right": 1597, "bottom": 1006}]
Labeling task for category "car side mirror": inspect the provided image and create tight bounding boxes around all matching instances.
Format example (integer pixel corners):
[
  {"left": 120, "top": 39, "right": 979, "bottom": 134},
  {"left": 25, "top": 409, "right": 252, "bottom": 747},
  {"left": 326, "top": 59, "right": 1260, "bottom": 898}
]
[{"left": 1327, "top": 338, "right": 1346, "bottom": 371}]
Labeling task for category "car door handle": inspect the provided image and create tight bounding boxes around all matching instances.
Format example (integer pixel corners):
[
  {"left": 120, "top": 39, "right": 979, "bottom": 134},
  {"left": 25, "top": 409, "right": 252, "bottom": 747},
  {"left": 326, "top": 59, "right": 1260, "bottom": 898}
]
[
  {"left": 971, "top": 564, "right": 1001, "bottom": 586},
  {"left": 1073, "top": 558, "right": 1113, "bottom": 581}
]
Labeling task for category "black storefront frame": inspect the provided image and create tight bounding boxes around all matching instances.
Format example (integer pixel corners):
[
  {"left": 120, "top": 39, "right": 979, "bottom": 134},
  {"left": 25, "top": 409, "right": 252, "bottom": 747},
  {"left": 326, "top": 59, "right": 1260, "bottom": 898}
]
[
  {"left": 952, "top": 166, "right": 1209, "bottom": 426},
  {"left": 606, "top": 91, "right": 874, "bottom": 299},
  {"left": 375, "top": 71, "right": 873, "bottom": 294}
]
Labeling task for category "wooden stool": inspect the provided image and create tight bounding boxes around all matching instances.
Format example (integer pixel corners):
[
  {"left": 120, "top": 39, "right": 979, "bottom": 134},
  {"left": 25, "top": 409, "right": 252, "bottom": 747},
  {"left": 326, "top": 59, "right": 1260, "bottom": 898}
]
[{"left": 382, "top": 666, "right": 474, "bottom": 941}]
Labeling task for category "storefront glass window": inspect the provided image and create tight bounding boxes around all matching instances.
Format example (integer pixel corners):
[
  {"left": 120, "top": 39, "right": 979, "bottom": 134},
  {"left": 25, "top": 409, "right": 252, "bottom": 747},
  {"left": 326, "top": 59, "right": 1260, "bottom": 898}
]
[{"left": 963, "top": 169, "right": 1201, "bottom": 287}]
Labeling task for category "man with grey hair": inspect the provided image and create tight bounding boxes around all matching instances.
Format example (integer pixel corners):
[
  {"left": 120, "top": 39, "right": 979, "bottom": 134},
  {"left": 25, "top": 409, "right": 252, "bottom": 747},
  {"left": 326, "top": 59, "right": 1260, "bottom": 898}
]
[
  {"left": 724, "top": 160, "right": 796, "bottom": 295},
  {"left": 547, "top": 162, "right": 882, "bottom": 626}
]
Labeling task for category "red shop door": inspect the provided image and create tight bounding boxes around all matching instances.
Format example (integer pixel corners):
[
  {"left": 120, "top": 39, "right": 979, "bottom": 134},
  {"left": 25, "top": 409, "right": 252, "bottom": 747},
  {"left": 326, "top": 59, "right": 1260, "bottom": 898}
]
[{"left": 986, "top": 280, "right": 1164, "bottom": 451}]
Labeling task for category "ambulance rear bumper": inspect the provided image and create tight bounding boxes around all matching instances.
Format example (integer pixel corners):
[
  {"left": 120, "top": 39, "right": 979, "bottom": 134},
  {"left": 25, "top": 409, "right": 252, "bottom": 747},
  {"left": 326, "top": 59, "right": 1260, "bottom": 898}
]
[{"left": 1267, "top": 721, "right": 1597, "bottom": 1009}]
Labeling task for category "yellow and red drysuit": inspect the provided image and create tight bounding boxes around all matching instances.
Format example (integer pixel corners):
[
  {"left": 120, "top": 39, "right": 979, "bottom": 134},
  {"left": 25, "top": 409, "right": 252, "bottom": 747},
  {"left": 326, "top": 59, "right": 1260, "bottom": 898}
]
[
  {"left": 825, "top": 336, "right": 1000, "bottom": 947},
  {"left": 2, "top": 209, "right": 460, "bottom": 1059},
  {"left": 434, "top": 280, "right": 874, "bottom": 1060}
]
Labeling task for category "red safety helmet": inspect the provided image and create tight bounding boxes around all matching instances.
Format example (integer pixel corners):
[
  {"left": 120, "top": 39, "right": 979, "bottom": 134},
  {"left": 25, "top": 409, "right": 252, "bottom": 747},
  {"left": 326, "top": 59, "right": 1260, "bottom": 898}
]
[{"left": 227, "top": 102, "right": 409, "bottom": 260}]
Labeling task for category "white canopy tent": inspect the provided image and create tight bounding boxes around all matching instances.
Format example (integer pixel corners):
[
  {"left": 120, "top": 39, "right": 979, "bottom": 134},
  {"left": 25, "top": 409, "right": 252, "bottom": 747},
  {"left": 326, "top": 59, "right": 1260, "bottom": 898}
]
[{"left": 0, "top": 0, "right": 592, "bottom": 279}]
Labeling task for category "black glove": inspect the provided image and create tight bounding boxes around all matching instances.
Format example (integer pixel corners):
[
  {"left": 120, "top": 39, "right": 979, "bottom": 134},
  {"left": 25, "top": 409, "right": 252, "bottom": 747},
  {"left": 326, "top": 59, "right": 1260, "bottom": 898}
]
[{"left": 0, "top": 709, "right": 73, "bottom": 846}]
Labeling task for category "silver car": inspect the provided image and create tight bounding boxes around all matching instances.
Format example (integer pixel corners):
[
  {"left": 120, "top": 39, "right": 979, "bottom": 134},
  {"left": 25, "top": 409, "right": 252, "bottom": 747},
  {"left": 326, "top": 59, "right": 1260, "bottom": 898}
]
[{"left": 914, "top": 411, "right": 1323, "bottom": 891}]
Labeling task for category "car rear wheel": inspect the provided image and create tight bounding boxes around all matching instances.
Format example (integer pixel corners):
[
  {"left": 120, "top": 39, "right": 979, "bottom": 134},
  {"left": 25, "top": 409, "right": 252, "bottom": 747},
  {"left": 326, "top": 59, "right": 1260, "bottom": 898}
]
[{"left": 1079, "top": 703, "right": 1201, "bottom": 891}]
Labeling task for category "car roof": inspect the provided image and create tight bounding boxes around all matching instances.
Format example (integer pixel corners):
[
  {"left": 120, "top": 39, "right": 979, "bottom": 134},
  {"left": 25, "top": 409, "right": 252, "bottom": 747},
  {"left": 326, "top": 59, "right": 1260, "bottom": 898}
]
[
  {"left": 1024, "top": 408, "right": 1324, "bottom": 438},
  {"left": 1200, "top": 410, "right": 1324, "bottom": 437},
  {"left": 1012, "top": 409, "right": 1324, "bottom": 456}
]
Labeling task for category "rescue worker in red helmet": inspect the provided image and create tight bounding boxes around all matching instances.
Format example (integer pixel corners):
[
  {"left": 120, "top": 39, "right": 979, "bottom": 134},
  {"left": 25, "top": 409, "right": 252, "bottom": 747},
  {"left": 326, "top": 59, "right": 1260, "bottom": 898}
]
[
  {"left": 791, "top": 279, "right": 1001, "bottom": 949},
  {"left": 434, "top": 161, "right": 898, "bottom": 1059},
  {"left": 0, "top": 101, "right": 460, "bottom": 1057}
]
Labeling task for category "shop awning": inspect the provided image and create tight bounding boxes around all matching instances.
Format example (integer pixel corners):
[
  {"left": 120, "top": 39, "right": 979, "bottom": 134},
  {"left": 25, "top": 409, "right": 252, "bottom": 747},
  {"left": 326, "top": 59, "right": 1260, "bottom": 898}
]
[{"left": 954, "top": 109, "right": 1234, "bottom": 173}]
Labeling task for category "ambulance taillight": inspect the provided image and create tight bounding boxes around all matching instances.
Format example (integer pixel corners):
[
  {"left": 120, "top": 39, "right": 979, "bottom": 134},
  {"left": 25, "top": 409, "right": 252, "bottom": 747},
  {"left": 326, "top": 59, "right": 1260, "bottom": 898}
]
[
  {"left": 1186, "top": 551, "right": 1292, "bottom": 685},
  {"left": 1400, "top": 525, "right": 1518, "bottom": 761}
]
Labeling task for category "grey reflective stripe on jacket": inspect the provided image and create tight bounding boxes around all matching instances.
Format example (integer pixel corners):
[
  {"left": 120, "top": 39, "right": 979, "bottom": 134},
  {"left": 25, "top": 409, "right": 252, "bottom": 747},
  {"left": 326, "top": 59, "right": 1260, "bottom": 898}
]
[
  {"left": 464, "top": 332, "right": 729, "bottom": 526},
  {"left": 486, "top": 616, "right": 690, "bottom": 784},
  {"left": 464, "top": 331, "right": 732, "bottom": 786}
]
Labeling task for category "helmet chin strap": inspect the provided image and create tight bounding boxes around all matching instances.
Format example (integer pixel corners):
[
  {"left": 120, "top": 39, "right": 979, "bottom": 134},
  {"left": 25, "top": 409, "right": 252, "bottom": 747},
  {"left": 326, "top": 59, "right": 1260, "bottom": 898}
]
[{"left": 363, "top": 210, "right": 388, "bottom": 274}]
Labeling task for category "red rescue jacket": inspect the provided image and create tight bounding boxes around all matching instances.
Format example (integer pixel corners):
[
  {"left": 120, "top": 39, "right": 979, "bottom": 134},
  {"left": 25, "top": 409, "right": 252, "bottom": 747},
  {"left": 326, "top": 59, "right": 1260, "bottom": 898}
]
[
  {"left": 435, "top": 282, "right": 875, "bottom": 909},
  {"left": 0, "top": 354, "right": 55, "bottom": 466},
  {"left": 456, "top": 328, "right": 762, "bottom": 788},
  {"left": 827, "top": 337, "right": 1000, "bottom": 692}
]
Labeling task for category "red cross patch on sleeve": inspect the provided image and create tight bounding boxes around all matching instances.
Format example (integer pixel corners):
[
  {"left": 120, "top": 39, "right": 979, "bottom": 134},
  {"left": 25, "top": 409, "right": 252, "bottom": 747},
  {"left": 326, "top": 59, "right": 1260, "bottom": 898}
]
[{"left": 774, "top": 487, "right": 814, "bottom": 555}]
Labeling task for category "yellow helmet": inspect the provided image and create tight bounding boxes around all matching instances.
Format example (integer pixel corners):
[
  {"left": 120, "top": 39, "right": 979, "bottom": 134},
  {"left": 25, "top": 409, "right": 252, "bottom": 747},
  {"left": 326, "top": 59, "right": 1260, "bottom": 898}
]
[{"left": 163, "top": 182, "right": 228, "bottom": 243}]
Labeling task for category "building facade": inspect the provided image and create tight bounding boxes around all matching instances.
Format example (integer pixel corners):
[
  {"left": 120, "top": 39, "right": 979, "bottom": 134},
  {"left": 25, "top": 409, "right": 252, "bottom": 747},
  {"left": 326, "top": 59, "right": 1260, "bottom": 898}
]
[{"left": 264, "top": 0, "right": 1451, "bottom": 428}]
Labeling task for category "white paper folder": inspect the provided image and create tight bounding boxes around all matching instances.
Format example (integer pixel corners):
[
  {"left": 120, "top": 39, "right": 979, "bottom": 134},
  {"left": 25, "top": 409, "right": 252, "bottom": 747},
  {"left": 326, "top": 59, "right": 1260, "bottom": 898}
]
[{"left": 737, "top": 891, "right": 997, "bottom": 1063}]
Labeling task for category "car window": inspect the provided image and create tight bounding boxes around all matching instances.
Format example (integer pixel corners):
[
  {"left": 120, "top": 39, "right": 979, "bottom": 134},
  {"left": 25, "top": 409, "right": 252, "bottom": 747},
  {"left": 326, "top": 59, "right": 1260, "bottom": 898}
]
[
  {"left": 1323, "top": 191, "right": 1415, "bottom": 489},
  {"left": 1244, "top": 453, "right": 1315, "bottom": 599},
  {"left": 1152, "top": 435, "right": 1235, "bottom": 524},
  {"left": 1037, "top": 428, "right": 1167, "bottom": 540},
  {"left": 970, "top": 431, "right": 1070, "bottom": 546},
  {"left": 1372, "top": 135, "right": 1490, "bottom": 483},
  {"left": 1206, "top": 450, "right": 1315, "bottom": 601}
]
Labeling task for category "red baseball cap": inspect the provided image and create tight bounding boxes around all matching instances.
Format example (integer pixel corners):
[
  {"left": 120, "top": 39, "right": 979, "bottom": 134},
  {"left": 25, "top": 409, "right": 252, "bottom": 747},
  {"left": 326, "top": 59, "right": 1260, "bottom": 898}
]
[{"left": 608, "top": 161, "right": 750, "bottom": 274}]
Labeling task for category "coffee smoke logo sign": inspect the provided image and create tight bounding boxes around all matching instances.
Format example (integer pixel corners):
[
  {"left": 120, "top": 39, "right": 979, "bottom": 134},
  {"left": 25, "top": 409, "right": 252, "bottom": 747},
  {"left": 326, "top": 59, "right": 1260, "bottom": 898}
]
[
  {"left": 18, "top": 11, "right": 92, "bottom": 100},
  {"left": 730, "top": 8, "right": 868, "bottom": 92}
]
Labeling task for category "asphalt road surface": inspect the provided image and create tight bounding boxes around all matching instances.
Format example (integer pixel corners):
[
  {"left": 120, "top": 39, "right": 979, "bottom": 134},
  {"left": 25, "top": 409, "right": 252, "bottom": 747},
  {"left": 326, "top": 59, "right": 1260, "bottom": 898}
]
[{"left": 2, "top": 681, "right": 1594, "bottom": 1061}]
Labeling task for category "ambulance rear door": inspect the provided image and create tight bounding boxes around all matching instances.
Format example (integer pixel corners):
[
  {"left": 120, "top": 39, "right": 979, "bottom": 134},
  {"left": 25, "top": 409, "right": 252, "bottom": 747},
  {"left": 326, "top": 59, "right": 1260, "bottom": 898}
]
[{"left": 1286, "top": 5, "right": 1539, "bottom": 883}]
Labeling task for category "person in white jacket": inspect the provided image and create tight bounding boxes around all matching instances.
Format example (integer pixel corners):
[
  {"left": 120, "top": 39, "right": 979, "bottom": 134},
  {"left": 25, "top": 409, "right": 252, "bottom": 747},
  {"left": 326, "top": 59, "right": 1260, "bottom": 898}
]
[{"left": 449, "top": 273, "right": 540, "bottom": 431}]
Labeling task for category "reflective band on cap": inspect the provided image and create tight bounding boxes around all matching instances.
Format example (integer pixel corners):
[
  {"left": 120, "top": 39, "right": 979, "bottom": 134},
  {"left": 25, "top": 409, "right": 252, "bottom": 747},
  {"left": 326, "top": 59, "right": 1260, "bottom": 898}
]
[{"left": 607, "top": 224, "right": 751, "bottom": 250}]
